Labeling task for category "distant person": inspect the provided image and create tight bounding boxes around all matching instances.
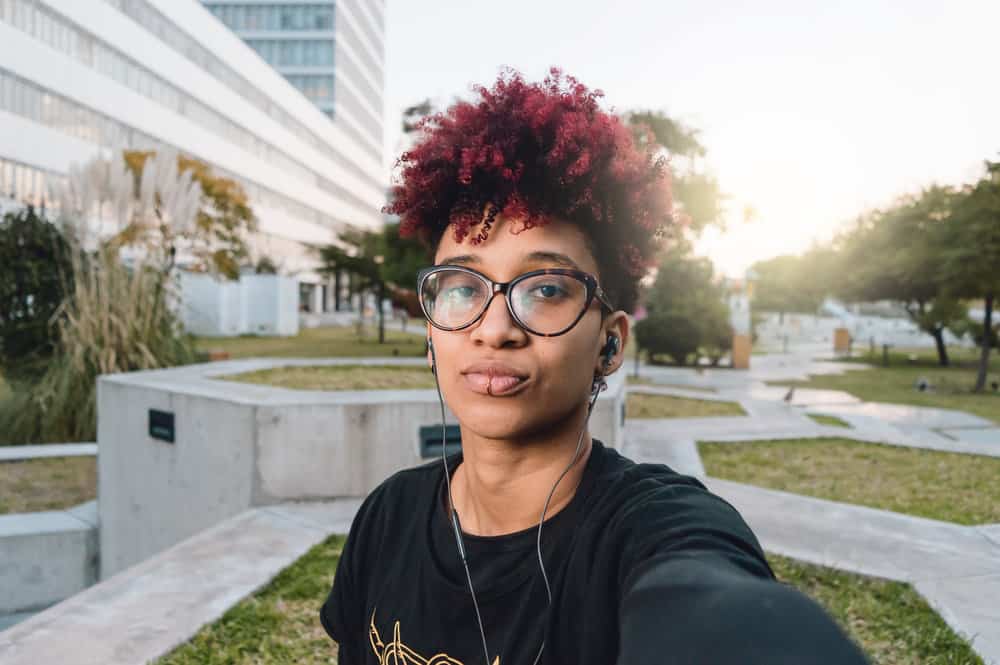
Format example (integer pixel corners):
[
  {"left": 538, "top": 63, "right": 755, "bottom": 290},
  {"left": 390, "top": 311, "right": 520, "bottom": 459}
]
[{"left": 320, "top": 66, "right": 870, "bottom": 665}]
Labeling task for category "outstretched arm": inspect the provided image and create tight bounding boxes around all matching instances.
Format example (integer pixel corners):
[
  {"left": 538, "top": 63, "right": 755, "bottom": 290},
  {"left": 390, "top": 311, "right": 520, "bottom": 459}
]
[{"left": 616, "top": 552, "right": 871, "bottom": 665}]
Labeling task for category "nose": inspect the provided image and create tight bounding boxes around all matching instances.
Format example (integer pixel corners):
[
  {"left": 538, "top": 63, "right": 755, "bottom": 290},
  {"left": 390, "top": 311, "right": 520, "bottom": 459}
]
[{"left": 469, "top": 289, "right": 528, "bottom": 347}]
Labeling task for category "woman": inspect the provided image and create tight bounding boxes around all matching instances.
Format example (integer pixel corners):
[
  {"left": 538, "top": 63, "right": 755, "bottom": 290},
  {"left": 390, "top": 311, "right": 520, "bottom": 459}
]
[{"left": 321, "top": 67, "right": 869, "bottom": 665}]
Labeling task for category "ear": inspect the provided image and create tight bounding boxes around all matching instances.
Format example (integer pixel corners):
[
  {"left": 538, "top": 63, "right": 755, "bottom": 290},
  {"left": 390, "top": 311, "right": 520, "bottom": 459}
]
[{"left": 596, "top": 311, "right": 630, "bottom": 376}]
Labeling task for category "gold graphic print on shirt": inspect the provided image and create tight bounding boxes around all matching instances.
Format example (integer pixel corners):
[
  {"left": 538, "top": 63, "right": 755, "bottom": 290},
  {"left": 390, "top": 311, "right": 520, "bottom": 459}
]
[{"left": 369, "top": 607, "right": 499, "bottom": 665}]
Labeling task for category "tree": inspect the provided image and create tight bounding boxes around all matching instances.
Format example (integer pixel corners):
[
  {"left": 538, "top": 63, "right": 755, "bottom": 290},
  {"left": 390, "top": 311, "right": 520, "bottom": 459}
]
[
  {"left": 121, "top": 150, "right": 256, "bottom": 279},
  {"left": 0, "top": 207, "right": 73, "bottom": 382},
  {"left": 634, "top": 244, "right": 732, "bottom": 366},
  {"left": 751, "top": 253, "right": 826, "bottom": 322},
  {"left": 624, "top": 110, "right": 726, "bottom": 233},
  {"left": 836, "top": 187, "right": 966, "bottom": 366},
  {"left": 943, "top": 161, "right": 1000, "bottom": 391},
  {"left": 624, "top": 110, "right": 706, "bottom": 161},
  {"left": 401, "top": 98, "right": 436, "bottom": 133},
  {"left": 319, "top": 221, "right": 429, "bottom": 343}
]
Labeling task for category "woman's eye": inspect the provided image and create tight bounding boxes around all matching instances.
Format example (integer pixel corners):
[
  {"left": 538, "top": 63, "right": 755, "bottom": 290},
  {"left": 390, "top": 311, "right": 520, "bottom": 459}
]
[
  {"left": 446, "top": 286, "right": 477, "bottom": 300},
  {"left": 531, "top": 284, "right": 565, "bottom": 299}
]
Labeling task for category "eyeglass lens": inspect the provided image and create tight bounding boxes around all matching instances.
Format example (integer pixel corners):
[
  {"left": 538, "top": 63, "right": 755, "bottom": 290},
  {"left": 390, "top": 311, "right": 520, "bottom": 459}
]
[{"left": 421, "top": 269, "right": 589, "bottom": 334}]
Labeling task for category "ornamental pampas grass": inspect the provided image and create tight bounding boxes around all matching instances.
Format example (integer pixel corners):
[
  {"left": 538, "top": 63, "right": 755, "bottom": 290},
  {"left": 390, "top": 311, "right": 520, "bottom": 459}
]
[{"left": 0, "top": 151, "right": 200, "bottom": 443}]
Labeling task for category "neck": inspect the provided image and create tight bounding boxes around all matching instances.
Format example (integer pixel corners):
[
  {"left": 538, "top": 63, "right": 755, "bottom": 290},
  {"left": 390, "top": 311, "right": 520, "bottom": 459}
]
[{"left": 448, "top": 402, "right": 595, "bottom": 537}]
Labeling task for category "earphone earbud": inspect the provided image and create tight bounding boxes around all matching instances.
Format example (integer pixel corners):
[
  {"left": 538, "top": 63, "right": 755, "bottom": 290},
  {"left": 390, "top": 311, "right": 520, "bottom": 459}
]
[
  {"left": 428, "top": 337, "right": 437, "bottom": 375},
  {"left": 601, "top": 335, "right": 620, "bottom": 367}
]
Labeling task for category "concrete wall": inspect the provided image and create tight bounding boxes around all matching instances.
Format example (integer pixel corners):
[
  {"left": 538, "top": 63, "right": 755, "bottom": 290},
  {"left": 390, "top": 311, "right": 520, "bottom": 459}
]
[
  {"left": 243, "top": 273, "right": 299, "bottom": 336},
  {"left": 0, "top": 501, "right": 98, "bottom": 615},
  {"left": 96, "top": 358, "right": 625, "bottom": 578},
  {"left": 180, "top": 273, "right": 299, "bottom": 337}
]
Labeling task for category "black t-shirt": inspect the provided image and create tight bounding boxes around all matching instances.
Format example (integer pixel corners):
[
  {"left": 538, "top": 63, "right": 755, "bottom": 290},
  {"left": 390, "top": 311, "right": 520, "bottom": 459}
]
[{"left": 320, "top": 439, "right": 870, "bottom": 665}]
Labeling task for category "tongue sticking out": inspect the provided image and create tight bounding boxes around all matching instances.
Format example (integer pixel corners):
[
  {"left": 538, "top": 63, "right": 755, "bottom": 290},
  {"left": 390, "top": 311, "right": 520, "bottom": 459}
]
[
  {"left": 464, "top": 370, "right": 524, "bottom": 396},
  {"left": 486, "top": 374, "right": 522, "bottom": 395}
]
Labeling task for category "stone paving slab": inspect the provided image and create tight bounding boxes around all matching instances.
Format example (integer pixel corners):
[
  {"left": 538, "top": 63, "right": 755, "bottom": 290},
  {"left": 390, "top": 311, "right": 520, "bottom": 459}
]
[
  {"left": 0, "top": 443, "right": 97, "bottom": 461},
  {"left": 0, "top": 499, "right": 362, "bottom": 665},
  {"left": 625, "top": 385, "right": 737, "bottom": 403},
  {"left": 704, "top": 477, "right": 1000, "bottom": 584},
  {"left": 627, "top": 417, "right": 836, "bottom": 442},
  {"left": 746, "top": 385, "right": 863, "bottom": 406},
  {"left": 978, "top": 525, "right": 1000, "bottom": 548},
  {"left": 622, "top": 438, "right": 706, "bottom": 477},
  {"left": 817, "top": 402, "right": 993, "bottom": 429},
  {"left": 914, "top": 573, "right": 1000, "bottom": 664},
  {"left": 939, "top": 427, "right": 1000, "bottom": 445}
]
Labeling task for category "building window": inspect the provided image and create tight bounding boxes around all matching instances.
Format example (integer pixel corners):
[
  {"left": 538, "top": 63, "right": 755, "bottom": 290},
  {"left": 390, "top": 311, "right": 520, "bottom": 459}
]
[
  {"left": 245, "top": 39, "right": 334, "bottom": 67},
  {"left": 285, "top": 74, "right": 335, "bottom": 103},
  {"left": 203, "top": 4, "right": 335, "bottom": 32}
]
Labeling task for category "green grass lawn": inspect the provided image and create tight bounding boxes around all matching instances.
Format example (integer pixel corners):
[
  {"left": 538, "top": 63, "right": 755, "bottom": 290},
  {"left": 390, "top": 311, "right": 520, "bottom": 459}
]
[
  {"left": 699, "top": 437, "right": 1000, "bottom": 525},
  {"left": 193, "top": 325, "right": 426, "bottom": 360},
  {"left": 627, "top": 392, "right": 745, "bottom": 418},
  {"left": 840, "top": 346, "right": 994, "bottom": 370},
  {"left": 769, "top": 554, "right": 984, "bottom": 664},
  {"left": 154, "top": 533, "right": 983, "bottom": 664},
  {"left": 625, "top": 375, "right": 718, "bottom": 392},
  {"left": 222, "top": 364, "right": 436, "bottom": 391},
  {"left": 0, "top": 457, "right": 96, "bottom": 514},
  {"left": 155, "top": 534, "right": 348, "bottom": 665},
  {"left": 777, "top": 346, "right": 999, "bottom": 424},
  {"left": 807, "top": 413, "right": 852, "bottom": 428}
]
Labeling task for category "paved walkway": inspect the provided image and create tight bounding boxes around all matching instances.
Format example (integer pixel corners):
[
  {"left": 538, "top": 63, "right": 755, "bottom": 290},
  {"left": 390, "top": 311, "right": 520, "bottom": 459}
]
[
  {"left": 0, "top": 499, "right": 361, "bottom": 665},
  {"left": 624, "top": 349, "right": 999, "bottom": 664}
]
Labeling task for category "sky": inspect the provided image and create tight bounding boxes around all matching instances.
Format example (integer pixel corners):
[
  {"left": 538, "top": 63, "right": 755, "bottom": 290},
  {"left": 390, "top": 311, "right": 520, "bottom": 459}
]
[{"left": 381, "top": 0, "right": 999, "bottom": 277}]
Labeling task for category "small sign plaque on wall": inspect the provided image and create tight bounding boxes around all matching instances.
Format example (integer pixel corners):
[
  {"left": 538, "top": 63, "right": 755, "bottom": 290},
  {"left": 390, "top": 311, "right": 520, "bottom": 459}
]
[{"left": 149, "top": 409, "right": 175, "bottom": 443}]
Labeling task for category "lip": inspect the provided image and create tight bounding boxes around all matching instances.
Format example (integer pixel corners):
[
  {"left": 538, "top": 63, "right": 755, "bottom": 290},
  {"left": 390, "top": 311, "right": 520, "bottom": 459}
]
[{"left": 461, "top": 361, "right": 530, "bottom": 397}]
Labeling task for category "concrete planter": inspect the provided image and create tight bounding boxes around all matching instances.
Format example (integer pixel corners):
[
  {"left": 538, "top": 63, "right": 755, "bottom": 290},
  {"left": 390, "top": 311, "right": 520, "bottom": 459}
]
[
  {"left": 0, "top": 501, "right": 98, "bottom": 616},
  {"left": 97, "top": 358, "right": 625, "bottom": 579}
]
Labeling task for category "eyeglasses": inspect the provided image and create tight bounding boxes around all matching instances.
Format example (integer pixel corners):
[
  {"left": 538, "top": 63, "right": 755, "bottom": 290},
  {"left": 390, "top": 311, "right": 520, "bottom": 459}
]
[{"left": 417, "top": 264, "right": 615, "bottom": 337}]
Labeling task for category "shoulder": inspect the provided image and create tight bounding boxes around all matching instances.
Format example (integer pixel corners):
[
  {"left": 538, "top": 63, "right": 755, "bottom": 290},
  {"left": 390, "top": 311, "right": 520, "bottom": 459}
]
[
  {"left": 348, "top": 456, "right": 443, "bottom": 536},
  {"left": 587, "top": 446, "right": 774, "bottom": 586},
  {"left": 591, "top": 445, "right": 721, "bottom": 520}
]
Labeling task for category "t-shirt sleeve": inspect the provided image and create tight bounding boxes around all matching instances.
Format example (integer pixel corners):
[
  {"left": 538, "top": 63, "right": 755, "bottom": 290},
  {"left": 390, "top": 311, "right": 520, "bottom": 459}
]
[
  {"left": 615, "top": 473, "right": 775, "bottom": 588},
  {"left": 614, "top": 477, "right": 870, "bottom": 663},
  {"left": 616, "top": 553, "right": 871, "bottom": 664},
  {"left": 319, "top": 485, "right": 385, "bottom": 658}
]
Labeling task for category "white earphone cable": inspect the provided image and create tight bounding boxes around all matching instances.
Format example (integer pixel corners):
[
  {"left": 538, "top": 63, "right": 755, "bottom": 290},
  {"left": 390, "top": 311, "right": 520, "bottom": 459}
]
[{"left": 429, "top": 336, "right": 612, "bottom": 665}]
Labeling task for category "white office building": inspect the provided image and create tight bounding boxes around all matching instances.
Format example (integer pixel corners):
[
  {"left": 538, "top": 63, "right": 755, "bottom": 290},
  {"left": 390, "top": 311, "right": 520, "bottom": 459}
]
[{"left": 0, "top": 0, "right": 386, "bottom": 315}]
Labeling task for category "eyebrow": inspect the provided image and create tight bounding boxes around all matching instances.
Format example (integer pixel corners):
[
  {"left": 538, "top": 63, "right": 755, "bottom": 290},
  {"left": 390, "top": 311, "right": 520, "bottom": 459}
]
[{"left": 436, "top": 251, "right": 583, "bottom": 271}]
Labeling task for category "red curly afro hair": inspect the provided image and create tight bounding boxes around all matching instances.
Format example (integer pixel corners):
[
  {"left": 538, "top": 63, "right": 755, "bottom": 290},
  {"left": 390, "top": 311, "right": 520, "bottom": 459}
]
[{"left": 384, "top": 66, "right": 676, "bottom": 314}]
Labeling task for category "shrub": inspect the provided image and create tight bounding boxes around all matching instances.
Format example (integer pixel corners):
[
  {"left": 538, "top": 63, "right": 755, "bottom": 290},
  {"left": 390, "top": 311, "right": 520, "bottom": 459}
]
[
  {"left": 634, "top": 245, "right": 733, "bottom": 366},
  {"left": 0, "top": 207, "right": 72, "bottom": 382}
]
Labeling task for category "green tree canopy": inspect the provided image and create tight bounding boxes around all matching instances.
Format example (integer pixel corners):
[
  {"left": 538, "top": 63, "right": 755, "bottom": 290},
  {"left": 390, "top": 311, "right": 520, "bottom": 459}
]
[
  {"left": 942, "top": 161, "right": 1000, "bottom": 391},
  {"left": 835, "top": 186, "right": 966, "bottom": 366},
  {"left": 624, "top": 110, "right": 726, "bottom": 234},
  {"left": 750, "top": 251, "right": 831, "bottom": 320},
  {"left": 319, "top": 221, "right": 430, "bottom": 341},
  {"left": 634, "top": 243, "right": 732, "bottom": 366}
]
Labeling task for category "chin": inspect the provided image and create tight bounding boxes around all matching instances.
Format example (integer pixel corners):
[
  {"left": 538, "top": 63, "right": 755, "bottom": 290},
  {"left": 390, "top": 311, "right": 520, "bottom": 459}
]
[
  {"left": 454, "top": 402, "right": 541, "bottom": 440},
  {"left": 457, "top": 400, "right": 583, "bottom": 444}
]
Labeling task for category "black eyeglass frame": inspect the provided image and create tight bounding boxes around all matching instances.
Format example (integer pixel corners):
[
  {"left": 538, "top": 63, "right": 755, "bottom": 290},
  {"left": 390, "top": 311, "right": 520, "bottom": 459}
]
[{"left": 417, "top": 264, "right": 616, "bottom": 337}]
